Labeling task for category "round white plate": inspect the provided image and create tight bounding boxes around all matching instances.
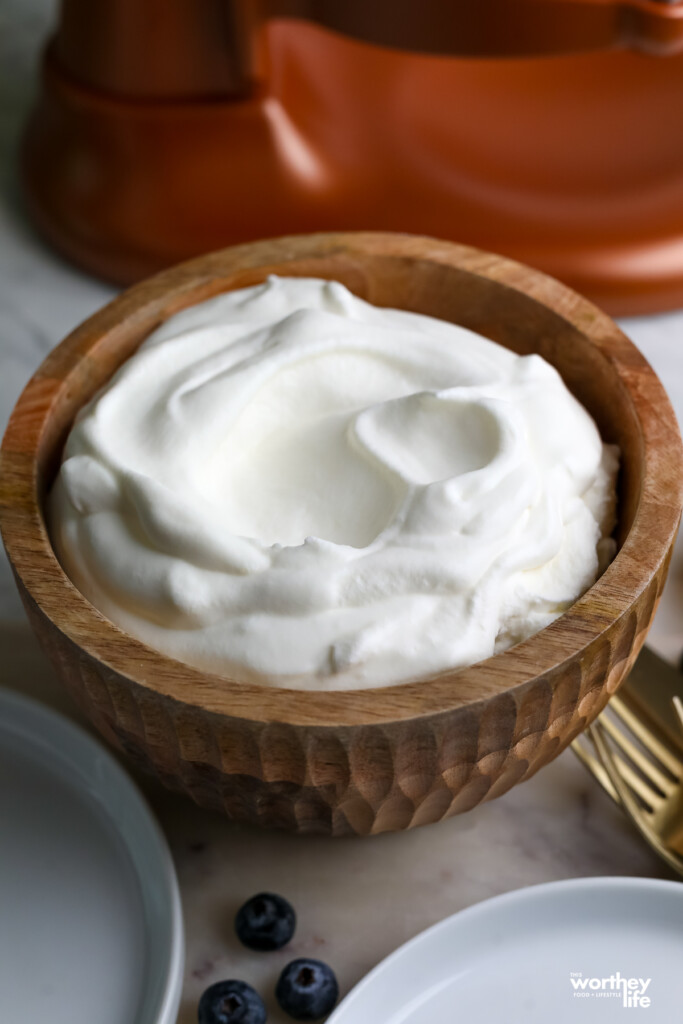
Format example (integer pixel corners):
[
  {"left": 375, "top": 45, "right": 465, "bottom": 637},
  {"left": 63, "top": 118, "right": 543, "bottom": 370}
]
[
  {"left": 330, "top": 877, "right": 683, "bottom": 1024},
  {"left": 0, "top": 688, "right": 184, "bottom": 1024}
]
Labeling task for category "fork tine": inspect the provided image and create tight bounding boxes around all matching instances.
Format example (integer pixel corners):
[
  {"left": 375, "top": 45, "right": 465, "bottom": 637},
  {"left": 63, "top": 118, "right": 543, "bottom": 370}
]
[
  {"left": 571, "top": 737, "right": 620, "bottom": 803},
  {"left": 590, "top": 723, "right": 683, "bottom": 879},
  {"left": 606, "top": 751, "right": 661, "bottom": 813},
  {"left": 599, "top": 714, "right": 677, "bottom": 797},
  {"left": 609, "top": 695, "right": 683, "bottom": 779}
]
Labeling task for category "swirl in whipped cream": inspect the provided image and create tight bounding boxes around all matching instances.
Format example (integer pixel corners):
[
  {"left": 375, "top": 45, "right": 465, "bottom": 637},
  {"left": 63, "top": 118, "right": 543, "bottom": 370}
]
[{"left": 49, "top": 276, "right": 619, "bottom": 689}]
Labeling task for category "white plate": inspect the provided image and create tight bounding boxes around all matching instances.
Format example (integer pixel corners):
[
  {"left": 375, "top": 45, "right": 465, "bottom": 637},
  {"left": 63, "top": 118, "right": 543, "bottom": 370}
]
[
  {"left": 330, "top": 877, "right": 683, "bottom": 1024},
  {"left": 0, "top": 688, "right": 184, "bottom": 1024}
]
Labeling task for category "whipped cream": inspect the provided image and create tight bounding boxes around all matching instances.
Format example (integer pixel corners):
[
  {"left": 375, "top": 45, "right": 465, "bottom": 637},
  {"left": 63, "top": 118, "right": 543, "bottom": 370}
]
[{"left": 49, "top": 276, "right": 618, "bottom": 690}]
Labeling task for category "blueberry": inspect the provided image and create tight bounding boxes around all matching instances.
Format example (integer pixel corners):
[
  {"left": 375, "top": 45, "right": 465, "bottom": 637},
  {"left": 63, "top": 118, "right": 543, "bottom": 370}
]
[
  {"left": 235, "top": 892, "right": 296, "bottom": 951},
  {"left": 276, "top": 958, "right": 339, "bottom": 1021},
  {"left": 197, "top": 979, "right": 266, "bottom": 1024}
]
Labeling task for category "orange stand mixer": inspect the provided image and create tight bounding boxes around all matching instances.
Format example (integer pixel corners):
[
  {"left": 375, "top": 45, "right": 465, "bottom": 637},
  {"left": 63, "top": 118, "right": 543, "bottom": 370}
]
[{"left": 21, "top": 0, "right": 683, "bottom": 313}]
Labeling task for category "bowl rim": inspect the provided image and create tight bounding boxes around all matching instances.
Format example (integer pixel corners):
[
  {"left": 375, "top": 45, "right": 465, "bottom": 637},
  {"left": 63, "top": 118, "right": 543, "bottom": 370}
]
[{"left": 1, "top": 231, "right": 681, "bottom": 728}]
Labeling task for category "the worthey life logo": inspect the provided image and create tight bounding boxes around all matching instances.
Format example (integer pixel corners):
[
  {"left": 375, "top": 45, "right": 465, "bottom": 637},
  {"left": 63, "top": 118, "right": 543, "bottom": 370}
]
[{"left": 570, "top": 972, "right": 652, "bottom": 1009}]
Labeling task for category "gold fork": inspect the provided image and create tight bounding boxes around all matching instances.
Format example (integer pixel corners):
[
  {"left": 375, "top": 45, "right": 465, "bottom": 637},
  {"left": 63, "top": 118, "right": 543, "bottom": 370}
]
[{"left": 572, "top": 692, "right": 683, "bottom": 877}]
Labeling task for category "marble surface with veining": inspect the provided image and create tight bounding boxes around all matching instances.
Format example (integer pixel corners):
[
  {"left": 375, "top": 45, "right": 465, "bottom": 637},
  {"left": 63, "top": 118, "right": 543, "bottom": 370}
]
[{"left": 2, "top": 5, "right": 683, "bottom": 1023}]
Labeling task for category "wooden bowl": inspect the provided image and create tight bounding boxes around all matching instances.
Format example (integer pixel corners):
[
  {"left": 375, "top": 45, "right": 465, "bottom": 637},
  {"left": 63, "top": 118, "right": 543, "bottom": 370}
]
[{"left": 1, "top": 233, "right": 681, "bottom": 836}]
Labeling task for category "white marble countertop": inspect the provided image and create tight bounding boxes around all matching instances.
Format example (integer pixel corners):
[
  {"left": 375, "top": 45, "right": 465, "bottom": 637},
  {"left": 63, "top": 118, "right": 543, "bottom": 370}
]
[{"left": 2, "top": 5, "right": 683, "bottom": 1023}]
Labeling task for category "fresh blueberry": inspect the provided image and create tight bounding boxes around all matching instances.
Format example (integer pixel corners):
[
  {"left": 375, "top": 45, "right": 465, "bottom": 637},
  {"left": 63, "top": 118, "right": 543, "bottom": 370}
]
[
  {"left": 275, "top": 958, "right": 339, "bottom": 1021},
  {"left": 197, "top": 979, "right": 267, "bottom": 1024},
  {"left": 235, "top": 892, "right": 296, "bottom": 951}
]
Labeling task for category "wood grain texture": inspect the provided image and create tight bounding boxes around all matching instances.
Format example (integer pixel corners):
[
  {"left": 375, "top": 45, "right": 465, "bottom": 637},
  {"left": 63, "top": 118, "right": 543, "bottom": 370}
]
[{"left": 1, "top": 232, "right": 682, "bottom": 835}]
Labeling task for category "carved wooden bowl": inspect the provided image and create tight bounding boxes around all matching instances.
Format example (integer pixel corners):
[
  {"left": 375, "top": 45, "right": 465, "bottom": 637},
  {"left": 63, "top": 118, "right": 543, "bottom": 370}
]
[{"left": 1, "top": 233, "right": 681, "bottom": 836}]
